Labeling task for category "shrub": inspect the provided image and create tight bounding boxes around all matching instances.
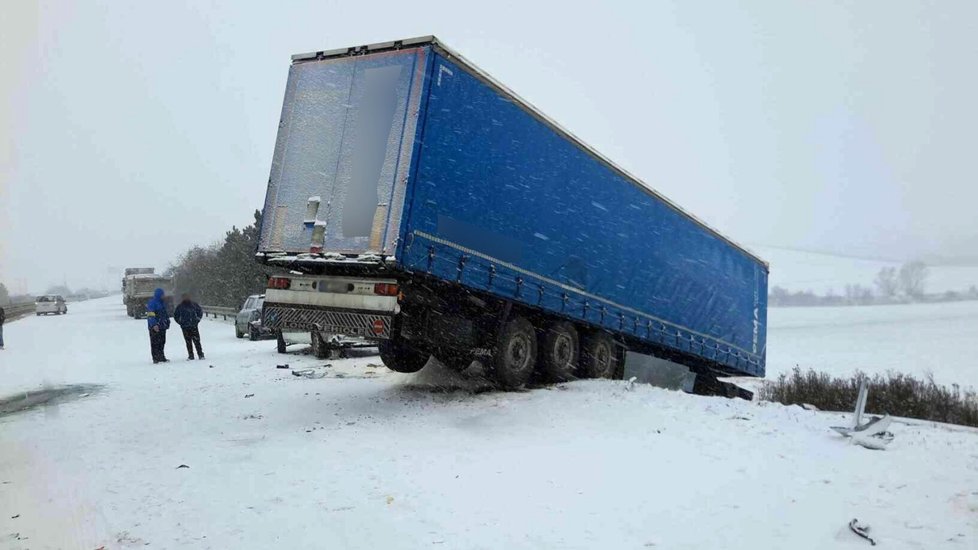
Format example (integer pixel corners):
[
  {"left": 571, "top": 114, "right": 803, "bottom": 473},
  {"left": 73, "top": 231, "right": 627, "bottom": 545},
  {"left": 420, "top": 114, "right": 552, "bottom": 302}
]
[{"left": 760, "top": 368, "right": 978, "bottom": 427}]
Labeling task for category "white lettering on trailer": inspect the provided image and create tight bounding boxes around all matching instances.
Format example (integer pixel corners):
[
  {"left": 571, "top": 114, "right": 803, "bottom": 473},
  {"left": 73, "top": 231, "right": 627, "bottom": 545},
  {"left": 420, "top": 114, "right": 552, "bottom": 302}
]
[
  {"left": 752, "top": 308, "right": 760, "bottom": 354},
  {"left": 752, "top": 268, "right": 760, "bottom": 354}
]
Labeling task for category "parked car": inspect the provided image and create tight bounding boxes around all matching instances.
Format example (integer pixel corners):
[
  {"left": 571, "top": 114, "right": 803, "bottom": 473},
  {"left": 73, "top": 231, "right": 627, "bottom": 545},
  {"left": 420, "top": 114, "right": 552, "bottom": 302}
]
[
  {"left": 35, "top": 295, "right": 67, "bottom": 315},
  {"left": 235, "top": 294, "right": 273, "bottom": 340}
]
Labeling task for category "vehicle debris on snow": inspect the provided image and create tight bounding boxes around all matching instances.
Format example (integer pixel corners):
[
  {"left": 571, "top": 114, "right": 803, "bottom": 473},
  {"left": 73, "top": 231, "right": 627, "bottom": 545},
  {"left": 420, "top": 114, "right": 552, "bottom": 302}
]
[{"left": 831, "top": 382, "right": 895, "bottom": 450}]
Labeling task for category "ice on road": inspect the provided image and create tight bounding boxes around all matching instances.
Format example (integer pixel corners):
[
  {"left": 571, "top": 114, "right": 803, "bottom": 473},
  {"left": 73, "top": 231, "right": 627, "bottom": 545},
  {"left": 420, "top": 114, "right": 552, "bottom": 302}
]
[{"left": 1, "top": 297, "right": 976, "bottom": 549}]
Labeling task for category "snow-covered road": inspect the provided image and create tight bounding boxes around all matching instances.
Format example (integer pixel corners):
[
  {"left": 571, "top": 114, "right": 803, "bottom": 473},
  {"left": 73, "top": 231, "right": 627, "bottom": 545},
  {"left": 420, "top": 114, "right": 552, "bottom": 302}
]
[{"left": 1, "top": 297, "right": 976, "bottom": 549}]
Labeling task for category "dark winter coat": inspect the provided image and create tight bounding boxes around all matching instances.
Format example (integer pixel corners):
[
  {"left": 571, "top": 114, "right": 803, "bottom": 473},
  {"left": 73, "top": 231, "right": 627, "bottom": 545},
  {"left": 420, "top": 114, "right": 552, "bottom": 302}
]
[
  {"left": 146, "top": 288, "right": 171, "bottom": 330},
  {"left": 173, "top": 300, "right": 203, "bottom": 329},
  {"left": 0, "top": 306, "right": 5, "bottom": 326}
]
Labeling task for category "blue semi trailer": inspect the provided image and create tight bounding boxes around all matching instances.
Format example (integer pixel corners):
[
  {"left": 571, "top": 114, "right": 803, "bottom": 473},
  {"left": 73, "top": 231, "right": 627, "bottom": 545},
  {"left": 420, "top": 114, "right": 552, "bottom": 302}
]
[{"left": 257, "top": 36, "right": 768, "bottom": 392}]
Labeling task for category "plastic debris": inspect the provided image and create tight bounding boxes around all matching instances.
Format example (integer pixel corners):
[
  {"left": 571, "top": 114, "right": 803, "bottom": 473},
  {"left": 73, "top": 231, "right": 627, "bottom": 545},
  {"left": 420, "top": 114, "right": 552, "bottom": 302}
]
[
  {"left": 848, "top": 518, "right": 876, "bottom": 545},
  {"left": 831, "top": 382, "right": 894, "bottom": 450},
  {"left": 292, "top": 367, "right": 329, "bottom": 379}
]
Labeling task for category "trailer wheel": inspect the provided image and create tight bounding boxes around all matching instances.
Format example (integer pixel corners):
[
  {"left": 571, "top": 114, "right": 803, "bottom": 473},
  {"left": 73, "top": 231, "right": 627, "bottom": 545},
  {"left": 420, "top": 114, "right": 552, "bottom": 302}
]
[
  {"left": 580, "top": 331, "right": 617, "bottom": 379},
  {"left": 490, "top": 316, "right": 537, "bottom": 389},
  {"left": 310, "top": 331, "right": 329, "bottom": 359},
  {"left": 538, "top": 321, "right": 579, "bottom": 382},
  {"left": 276, "top": 332, "right": 287, "bottom": 354},
  {"left": 379, "top": 338, "right": 429, "bottom": 373}
]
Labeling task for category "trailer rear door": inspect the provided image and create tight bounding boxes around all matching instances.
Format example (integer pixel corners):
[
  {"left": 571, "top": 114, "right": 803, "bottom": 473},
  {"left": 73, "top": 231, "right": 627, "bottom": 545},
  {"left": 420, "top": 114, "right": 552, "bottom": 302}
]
[{"left": 259, "top": 47, "right": 430, "bottom": 256}]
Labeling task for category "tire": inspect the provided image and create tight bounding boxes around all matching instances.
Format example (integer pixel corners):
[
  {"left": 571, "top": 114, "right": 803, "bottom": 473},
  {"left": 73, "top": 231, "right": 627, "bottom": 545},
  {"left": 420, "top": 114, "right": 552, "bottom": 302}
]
[
  {"left": 235, "top": 327, "right": 244, "bottom": 339},
  {"left": 580, "top": 331, "right": 617, "bottom": 379},
  {"left": 276, "top": 332, "right": 287, "bottom": 354},
  {"left": 489, "top": 316, "right": 537, "bottom": 389},
  {"left": 249, "top": 326, "right": 260, "bottom": 342},
  {"left": 538, "top": 321, "right": 579, "bottom": 382},
  {"left": 379, "top": 338, "right": 429, "bottom": 373},
  {"left": 310, "top": 331, "right": 328, "bottom": 358}
]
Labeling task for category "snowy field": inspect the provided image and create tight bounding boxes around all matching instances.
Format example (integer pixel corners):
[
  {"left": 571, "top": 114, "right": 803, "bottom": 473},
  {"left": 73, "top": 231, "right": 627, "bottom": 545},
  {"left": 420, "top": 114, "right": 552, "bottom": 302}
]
[
  {"left": 1, "top": 296, "right": 977, "bottom": 549},
  {"left": 752, "top": 245, "right": 978, "bottom": 295},
  {"left": 767, "top": 300, "right": 978, "bottom": 389}
]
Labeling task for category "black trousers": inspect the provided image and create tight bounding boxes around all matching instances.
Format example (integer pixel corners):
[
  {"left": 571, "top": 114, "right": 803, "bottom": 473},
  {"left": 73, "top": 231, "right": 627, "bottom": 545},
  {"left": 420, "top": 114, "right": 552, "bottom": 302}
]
[
  {"left": 182, "top": 326, "right": 203, "bottom": 358},
  {"left": 149, "top": 328, "right": 167, "bottom": 362}
]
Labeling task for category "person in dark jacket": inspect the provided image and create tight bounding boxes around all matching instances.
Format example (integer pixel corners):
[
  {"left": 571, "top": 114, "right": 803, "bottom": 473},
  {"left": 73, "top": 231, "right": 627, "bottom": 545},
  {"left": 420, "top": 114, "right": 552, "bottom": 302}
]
[
  {"left": 0, "top": 306, "right": 5, "bottom": 350},
  {"left": 146, "top": 288, "right": 171, "bottom": 363},
  {"left": 173, "top": 293, "right": 205, "bottom": 360}
]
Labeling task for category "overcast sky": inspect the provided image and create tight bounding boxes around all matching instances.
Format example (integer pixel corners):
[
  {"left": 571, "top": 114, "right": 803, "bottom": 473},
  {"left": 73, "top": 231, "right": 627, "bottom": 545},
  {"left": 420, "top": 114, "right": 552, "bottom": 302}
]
[{"left": 2, "top": 1, "right": 976, "bottom": 293}]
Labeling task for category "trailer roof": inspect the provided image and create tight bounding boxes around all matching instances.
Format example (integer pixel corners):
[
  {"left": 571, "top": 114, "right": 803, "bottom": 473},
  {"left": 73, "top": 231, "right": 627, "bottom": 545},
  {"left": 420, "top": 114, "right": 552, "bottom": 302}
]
[
  {"left": 127, "top": 274, "right": 171, "bottom": 280},
  {"left": 292, "top": 36, "right": 768, "bottom": 268}
]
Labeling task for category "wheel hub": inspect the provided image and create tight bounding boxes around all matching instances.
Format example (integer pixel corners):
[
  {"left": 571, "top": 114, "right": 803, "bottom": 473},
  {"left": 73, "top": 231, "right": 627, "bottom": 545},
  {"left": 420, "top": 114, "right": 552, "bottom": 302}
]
[
  {"left": 554, "top": 334, "right": 572, "bottom": 366},
  {"left": 507, "top": 334, "right": 532, "bottom": 371}
]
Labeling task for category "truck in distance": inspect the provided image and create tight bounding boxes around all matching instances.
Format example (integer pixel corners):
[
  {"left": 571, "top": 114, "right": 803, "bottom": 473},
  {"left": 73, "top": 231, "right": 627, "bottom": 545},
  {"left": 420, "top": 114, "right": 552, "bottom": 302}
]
[
  {"left": 256, "top": 36, "right": 768, "bottom": 392},
  {"left": 122, "top": 268, "right": 174, "bottom": 318}
]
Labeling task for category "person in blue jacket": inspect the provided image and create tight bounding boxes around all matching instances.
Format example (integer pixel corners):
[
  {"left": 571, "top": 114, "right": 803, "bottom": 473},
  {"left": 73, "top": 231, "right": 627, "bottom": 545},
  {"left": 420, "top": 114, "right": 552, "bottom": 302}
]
[
  {"left": 173, "top": 293, "right": 205, "bottom": 360},
  {"left": 146, "top": 288, "right": 171, "bottom": 363}
]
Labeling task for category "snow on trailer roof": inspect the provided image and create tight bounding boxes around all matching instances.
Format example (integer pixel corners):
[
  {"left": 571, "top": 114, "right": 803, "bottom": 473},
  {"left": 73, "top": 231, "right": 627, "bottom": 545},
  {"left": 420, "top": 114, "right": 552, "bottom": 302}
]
[
  {"left": 292, "top": 36, "right": 767, "bottom": 269},
  {"left": 128, "top": 273, "right": 172, "bottom": 280}
]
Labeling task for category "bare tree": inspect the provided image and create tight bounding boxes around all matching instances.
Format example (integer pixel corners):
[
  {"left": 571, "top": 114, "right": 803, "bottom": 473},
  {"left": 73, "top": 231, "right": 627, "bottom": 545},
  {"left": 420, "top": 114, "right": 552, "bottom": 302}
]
[
  {"left": 845, "top": 284, "right": 872, "bottom": 305},
  {"left": 769, "top": 286, "right": 789, "bottom": 306},
  {"left": 874, "top": 267, "right": 898, "bottom": 298},
  {"left": 899, "top": 261, "right": 928, "bottom": 299}
]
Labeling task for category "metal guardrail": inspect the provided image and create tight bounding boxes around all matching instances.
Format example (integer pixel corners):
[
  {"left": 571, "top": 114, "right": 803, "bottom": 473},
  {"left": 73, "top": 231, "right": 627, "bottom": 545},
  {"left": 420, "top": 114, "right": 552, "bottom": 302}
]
[
  {"left": 201, "top": 305, "right": 238, "bottom": 321},
  {"left": 3, "top": 303, "right": 36, "bottom": 321}
]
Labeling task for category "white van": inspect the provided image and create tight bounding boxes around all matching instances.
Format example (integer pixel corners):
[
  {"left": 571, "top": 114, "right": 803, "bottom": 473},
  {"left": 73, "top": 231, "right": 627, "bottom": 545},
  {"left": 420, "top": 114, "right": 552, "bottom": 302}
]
[{"left": 35, "top": 295, "right": 68, "bottom": 315}]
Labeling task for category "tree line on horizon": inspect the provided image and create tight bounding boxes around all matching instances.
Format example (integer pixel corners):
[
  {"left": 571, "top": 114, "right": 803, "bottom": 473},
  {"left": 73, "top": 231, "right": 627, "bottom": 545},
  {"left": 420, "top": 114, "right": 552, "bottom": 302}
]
[
  {"left": 165, "top": 210, "right": 272, "bottom": 308},
  {"left": 0, "top": 282, "right": 114, "bottom": 305},
  {"left": 770, "top": 261, "right": 978, "bottom": 307},
  {"left": 2, "top": 210, "right": 273, "bottom": 310}
]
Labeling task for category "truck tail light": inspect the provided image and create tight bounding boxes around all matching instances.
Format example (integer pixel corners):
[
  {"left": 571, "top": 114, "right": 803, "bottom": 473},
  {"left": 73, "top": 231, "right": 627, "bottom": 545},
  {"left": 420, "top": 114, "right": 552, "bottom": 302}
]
[
  {"left": 268, "top": 277, "right": 291, "bottom": 290},
  {"left": 373, "top": 283, "right": 398, "bottom": 296}
]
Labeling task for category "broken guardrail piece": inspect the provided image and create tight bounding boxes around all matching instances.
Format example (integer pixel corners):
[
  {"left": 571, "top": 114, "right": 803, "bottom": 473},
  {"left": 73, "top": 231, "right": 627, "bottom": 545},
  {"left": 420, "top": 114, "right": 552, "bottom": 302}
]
[{"left": 831, "top": 381, "right": 894, "bottom": 450}]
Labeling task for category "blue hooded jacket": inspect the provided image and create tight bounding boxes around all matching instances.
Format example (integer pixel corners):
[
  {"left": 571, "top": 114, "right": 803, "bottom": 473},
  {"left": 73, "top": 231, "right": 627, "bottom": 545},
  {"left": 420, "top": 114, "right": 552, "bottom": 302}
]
[{"left": 146, "top": 288, "right": 171, "bottom": 330}]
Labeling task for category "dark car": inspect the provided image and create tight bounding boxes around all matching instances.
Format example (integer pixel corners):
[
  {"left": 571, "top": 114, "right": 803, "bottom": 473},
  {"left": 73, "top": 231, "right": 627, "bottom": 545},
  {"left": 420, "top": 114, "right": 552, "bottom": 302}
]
[{"left": 235, "top": 294, "right": 274, "bottom": 341}]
